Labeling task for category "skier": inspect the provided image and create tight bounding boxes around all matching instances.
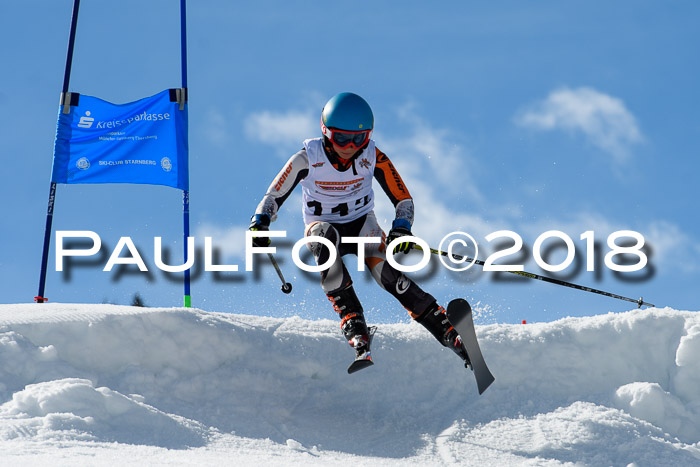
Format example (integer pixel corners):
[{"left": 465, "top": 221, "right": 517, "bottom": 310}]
[{"left": 249, "top": 92, "right": 470, "bottom": 370}]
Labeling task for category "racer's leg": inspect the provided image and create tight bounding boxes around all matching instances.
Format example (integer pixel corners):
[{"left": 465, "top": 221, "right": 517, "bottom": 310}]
[
  {"left": 305, "top": 221, "right": 369, "bottom": 350},
  {"left": 357, "top": 212, "right": 436, "bottom": 319}
]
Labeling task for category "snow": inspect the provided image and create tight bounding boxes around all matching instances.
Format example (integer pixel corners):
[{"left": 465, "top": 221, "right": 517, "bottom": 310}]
[{"left": 0, "top": 303, "right": 699, "bottom": 465}]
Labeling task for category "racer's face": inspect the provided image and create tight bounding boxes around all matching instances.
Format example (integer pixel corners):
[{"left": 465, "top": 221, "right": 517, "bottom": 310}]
[{"left": 331, "top": 142, "right": 359, "bottom": 159}]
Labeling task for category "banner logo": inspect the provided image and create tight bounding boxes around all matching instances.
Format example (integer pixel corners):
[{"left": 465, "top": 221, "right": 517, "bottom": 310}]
[
  {"left": 77, "top": 111, "right": 94, "bottom": 129},
  {"left": 76, "top": 157, "right": 90, "bottom": 170},
  {"left": 161, "top": 157, "right": 173, "bottom": 172}
]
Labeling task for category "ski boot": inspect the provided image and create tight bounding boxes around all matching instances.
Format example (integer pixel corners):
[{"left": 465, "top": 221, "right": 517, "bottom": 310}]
[
  {"left": 327, "top": 285, "right": 373, "bottom": 372},
  {"left": 417, "top": 302, "right": 471, "bottom": 369}
]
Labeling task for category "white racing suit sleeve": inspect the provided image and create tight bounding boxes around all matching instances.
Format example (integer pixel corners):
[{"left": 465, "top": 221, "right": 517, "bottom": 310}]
[{"left": 255, "top": 149, "right": 309, "bottom": 222}]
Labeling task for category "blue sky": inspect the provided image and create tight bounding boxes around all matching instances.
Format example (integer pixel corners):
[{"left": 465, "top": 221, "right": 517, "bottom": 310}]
[{"left": 1, "top": 1, "right": 698, "bottom": 324}]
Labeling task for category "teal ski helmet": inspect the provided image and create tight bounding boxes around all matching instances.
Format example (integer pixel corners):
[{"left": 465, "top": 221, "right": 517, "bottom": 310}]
[{"left": 321, "top": 92, "right": 374, "bottom": 135}]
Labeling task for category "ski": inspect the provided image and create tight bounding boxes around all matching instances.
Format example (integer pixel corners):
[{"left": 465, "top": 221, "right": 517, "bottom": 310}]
[
  {"left": 446, "top": 299, "right": 495, "bottom": 395},
  {"left": 347, "top": 326, "right": 376, "bottom": 374}
]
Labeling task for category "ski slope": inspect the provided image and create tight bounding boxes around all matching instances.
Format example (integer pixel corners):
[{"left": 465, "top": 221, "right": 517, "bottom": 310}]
[{"left": 0, "top": 303, "right": 699, "bottom": 465}]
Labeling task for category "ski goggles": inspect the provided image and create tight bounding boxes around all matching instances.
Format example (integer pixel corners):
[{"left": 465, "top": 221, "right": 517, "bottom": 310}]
[{"left": 323, "top": 125, "right": 372, "bottom": 149}]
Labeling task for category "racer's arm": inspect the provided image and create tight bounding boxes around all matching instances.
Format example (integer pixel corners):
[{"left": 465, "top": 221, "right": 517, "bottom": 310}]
[
  {"left": 373, "top": 147, "right": 414, "bottom": 226},
  {"left": 254, "top": 148, "right": 309, "bottom": 223}
]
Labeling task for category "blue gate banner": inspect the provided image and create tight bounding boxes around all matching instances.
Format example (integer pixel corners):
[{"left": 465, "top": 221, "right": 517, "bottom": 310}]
[{"left": 51, "top": 90, "right": 189, "bottom": 190}]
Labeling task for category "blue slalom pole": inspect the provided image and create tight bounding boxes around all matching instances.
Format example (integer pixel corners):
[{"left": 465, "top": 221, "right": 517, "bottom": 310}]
[
  {"left": 180, "top": 0, "right": 188, "bottom": 90},
  {"left": 180, "top": 0, "right": 191, "bottom": 307},
  {"left": 36, "top": 0, "right": 81, "bottom": 303},
  {"left": 183, "top": 190, "right": 191, "bottom": 307}
]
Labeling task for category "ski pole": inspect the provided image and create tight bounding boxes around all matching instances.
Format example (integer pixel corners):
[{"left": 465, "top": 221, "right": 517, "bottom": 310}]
[
  {"left": 268, "top": 253, "right": 292, "bottom": 294},
  {"left": 414, "top": 245, "right": 654, "bottom": 308}
]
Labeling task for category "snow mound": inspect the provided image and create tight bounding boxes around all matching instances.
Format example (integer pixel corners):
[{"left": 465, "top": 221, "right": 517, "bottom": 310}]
[
  {"left": 0, "top": 303, "right": 699, "bottom": 465},
  {"left": 0, "top": 378, "right": 208, "bottom": 447}
]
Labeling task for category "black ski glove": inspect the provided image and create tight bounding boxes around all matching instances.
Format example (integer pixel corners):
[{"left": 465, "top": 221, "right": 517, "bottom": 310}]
[
  {"left": 249, "top": 214, "right": 271, "bottom": 248},
  {"left": 386, "top": 218, "right": 414, "bottom": 254}
]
